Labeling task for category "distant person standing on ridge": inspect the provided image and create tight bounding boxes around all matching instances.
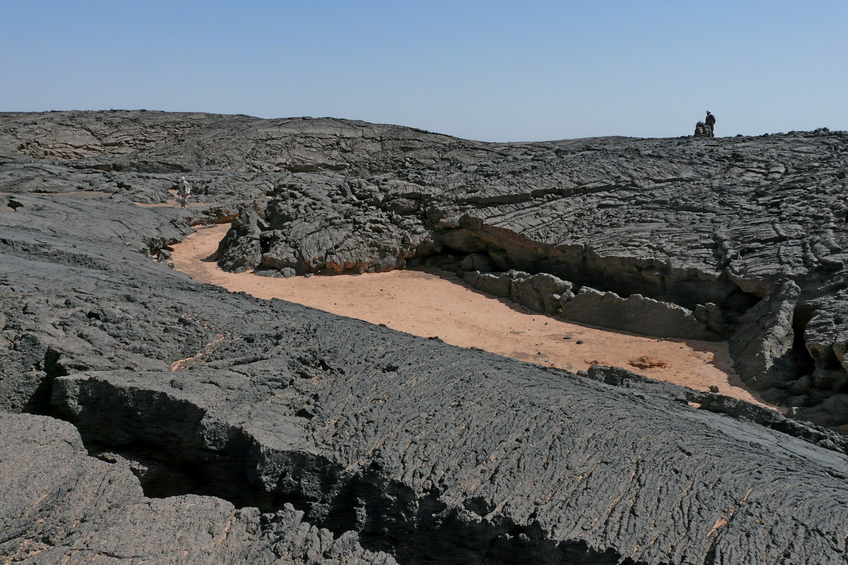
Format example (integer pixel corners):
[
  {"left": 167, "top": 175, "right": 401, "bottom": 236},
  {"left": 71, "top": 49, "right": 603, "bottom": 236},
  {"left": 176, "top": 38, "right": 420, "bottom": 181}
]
[
  {"left": 177, "top": 176, "right": 191, "bottom": 208},
  {"left": 705, "top": 111, "right": 716, "bottom": 137}
]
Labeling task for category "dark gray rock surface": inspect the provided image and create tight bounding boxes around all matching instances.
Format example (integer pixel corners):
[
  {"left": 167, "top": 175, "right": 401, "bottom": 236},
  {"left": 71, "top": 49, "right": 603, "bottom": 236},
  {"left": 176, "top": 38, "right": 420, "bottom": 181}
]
[
  {"left": 184, "top": 116, "right": 848, "bottom": 425},
  {"left": 0, "top": 413, "right": 396, "bottom": 564},
  {"left": 461, "top": 269, "right": 574, "bottom": 315},
  {"left": 2, "top": 111, "right": 848, "bottom": 564},
  {"left": 559, "top": 286, "right": 720, "bottom": 340},
  {"left": 728, "top": 280, "right": 802, "bottom": 393},
  {"left": 43, "top": 357, "right": 848, "bottom": 565}
]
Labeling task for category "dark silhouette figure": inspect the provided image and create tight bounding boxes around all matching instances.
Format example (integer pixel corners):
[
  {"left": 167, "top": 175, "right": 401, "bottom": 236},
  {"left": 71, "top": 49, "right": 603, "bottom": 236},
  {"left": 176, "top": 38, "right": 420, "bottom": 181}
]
[{"left": 705, "top": 111, "right": 716, "bottom": 137}]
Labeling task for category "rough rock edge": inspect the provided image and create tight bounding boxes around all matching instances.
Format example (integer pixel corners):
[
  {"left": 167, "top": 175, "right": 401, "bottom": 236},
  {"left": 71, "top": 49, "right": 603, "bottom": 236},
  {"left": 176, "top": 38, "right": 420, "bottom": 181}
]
[{"left": 0, "top": 413, "right": 397, "bottom": 565}]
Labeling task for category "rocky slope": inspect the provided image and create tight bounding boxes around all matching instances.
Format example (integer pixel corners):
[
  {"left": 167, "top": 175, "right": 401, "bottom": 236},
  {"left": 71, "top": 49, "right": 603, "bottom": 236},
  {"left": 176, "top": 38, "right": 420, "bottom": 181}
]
[
  {"left": 204, "top": 120, "right": 848, "bottom": 425},
  {"left": 2, "top": 110, "right": 848, "bottom": 564}
]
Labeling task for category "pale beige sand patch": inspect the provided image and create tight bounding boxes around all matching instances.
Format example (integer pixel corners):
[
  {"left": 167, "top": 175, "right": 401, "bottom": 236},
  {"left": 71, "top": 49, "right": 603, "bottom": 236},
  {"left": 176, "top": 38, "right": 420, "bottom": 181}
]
[{"left": 171, "top": 224, "right": 774, "bottom": 408}]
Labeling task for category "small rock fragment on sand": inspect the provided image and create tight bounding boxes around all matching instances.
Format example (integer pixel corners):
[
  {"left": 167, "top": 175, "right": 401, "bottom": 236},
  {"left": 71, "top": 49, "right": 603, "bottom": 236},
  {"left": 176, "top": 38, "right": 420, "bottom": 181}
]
[{"left": 629, "top": 356, "right": 669, "bottom": 369}]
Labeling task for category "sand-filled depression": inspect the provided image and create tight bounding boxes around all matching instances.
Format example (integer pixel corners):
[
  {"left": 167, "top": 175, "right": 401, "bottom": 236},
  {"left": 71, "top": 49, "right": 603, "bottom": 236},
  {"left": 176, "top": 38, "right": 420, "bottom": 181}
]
[{"left": 171, "top": 224, "right": 772, "bottom": 408}]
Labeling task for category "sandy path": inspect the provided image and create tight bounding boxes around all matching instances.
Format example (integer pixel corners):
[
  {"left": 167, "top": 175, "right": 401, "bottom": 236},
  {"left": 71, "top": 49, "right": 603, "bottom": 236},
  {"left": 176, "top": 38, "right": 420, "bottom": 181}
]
[{"left": 171, "top": 224, "right": 772, "bottom": 407}]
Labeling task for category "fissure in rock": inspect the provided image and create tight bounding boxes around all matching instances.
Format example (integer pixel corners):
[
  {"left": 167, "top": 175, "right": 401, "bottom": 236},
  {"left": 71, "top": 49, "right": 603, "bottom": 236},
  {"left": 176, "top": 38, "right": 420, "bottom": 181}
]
[{"left": 44, "top": 373, "right": 640, "bottom": 565}]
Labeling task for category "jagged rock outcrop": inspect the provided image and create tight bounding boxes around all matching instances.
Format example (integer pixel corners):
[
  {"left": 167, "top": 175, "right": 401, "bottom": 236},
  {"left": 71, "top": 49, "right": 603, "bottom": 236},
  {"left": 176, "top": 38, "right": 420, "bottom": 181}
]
[
  {"left": 216, "top": 203, "right": 265, "bottom": 272},
  {"left": 729, "top": 280, "right": 802, "bottom": 393},
  {"left": 3, "top": 111, "right": 848, "bottom": 563},
  {"left": 693, "top": 121, "right": 711, "bottom": 137},
  {"left": 253, "top": 174, "right": 434, "bottom": 274}
]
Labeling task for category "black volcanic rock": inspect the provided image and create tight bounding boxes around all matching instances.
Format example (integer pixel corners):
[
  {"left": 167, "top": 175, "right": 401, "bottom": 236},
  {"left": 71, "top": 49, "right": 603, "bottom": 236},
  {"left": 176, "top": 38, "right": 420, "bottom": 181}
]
[
  {"left": 729, "top": 280, "right": 802, "bottom": 392},
  {"left": 0, "top": 413, "right": 396, "bottom": 564},
  {"left": 3, "top": 111, "right": 848, "bottom": 564},
  {"left": 46, "top": 354, "right": 848, "bottom": 564},
  {"left": 216, "top": 203, "right": 265, "bottom": 272},
  {"left": 161, "top": 114, "right": 848, "bottom": 421}
]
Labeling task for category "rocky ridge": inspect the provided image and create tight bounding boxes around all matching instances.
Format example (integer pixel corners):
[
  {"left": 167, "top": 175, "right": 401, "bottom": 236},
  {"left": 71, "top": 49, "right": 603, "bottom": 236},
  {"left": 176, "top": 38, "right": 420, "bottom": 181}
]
[
  {"left": 88, "top": 111, "right": 846, "bottom": 426},
  {"left": 2, "top": 110, "right": 848, "bottom": 564}
]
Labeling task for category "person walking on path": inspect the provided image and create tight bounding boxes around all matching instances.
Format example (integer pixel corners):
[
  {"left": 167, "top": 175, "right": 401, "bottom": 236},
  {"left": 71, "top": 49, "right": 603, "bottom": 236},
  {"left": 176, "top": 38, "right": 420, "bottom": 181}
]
[
  {"left": 177, "top": 176, "right": 191, "bottom": 208},
  {"left": 705, "top": 111, "right": 716, "bottom": 137}
]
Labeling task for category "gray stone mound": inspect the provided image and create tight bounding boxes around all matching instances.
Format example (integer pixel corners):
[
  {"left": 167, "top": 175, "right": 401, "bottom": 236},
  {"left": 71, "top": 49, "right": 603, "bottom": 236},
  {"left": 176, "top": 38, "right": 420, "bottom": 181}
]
[{"left": 3, "top": 111, "right": 848, "bottom": 564}]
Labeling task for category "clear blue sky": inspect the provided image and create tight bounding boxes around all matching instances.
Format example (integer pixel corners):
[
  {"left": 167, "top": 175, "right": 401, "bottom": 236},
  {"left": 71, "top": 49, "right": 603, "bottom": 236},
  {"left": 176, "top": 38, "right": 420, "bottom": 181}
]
[{"left": 2, "top": 1, "right": 846, "bottom": 141}]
